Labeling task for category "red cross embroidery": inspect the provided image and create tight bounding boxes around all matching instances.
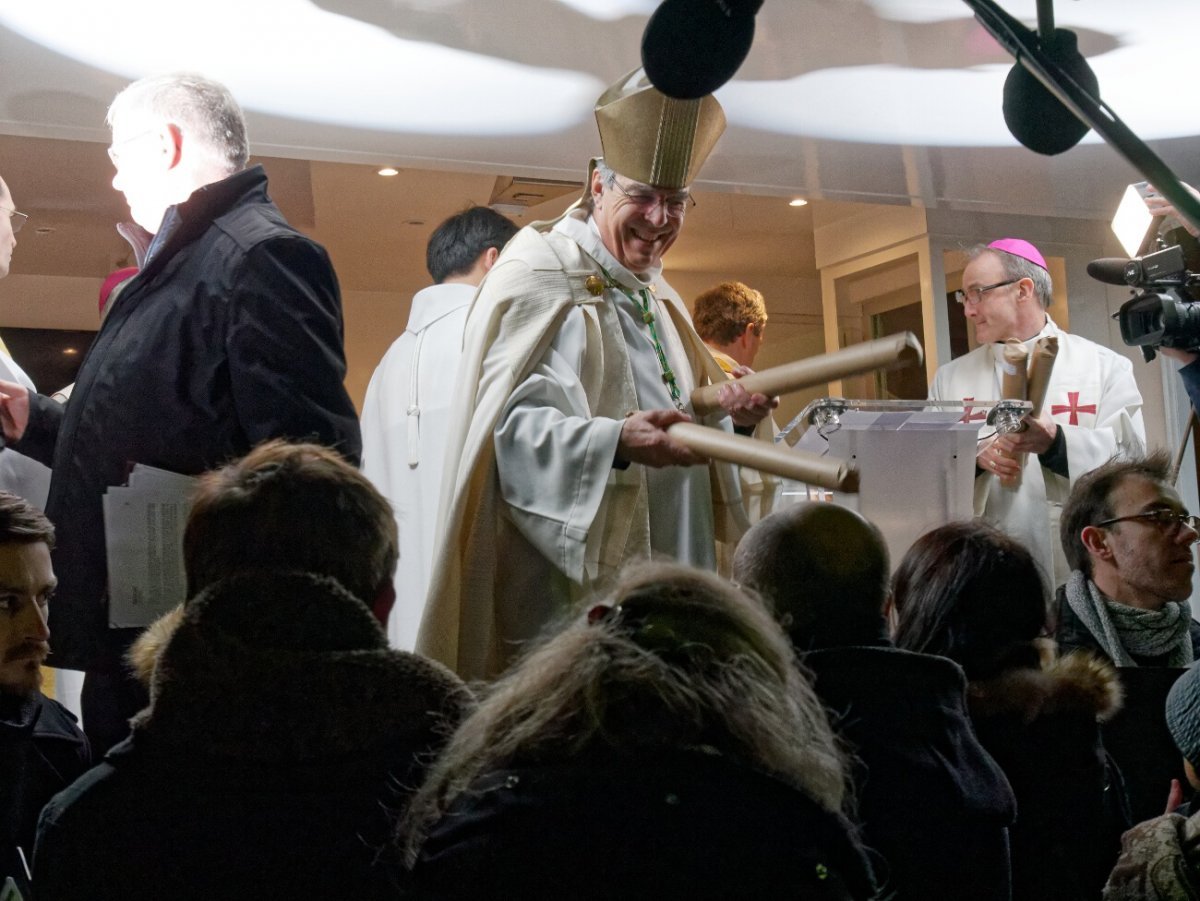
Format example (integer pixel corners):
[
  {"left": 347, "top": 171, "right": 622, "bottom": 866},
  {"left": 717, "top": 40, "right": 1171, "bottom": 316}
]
[
  {"left": 960, "top": 397, "right": 987, "bottom": 423},
  {"left": 1051, "top": 391, "right": 1097, "bottom": 425}
]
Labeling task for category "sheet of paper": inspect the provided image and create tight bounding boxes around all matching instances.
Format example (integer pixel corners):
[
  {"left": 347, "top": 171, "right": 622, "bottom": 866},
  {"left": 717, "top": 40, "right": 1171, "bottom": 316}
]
[{"left": 103, "top": 465, "right": 198, "bottom": 628}]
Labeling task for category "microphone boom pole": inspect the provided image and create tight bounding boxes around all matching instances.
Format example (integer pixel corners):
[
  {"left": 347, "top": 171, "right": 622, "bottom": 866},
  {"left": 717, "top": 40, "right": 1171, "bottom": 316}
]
[{"left": 964, "top": 0, "right": 1200, "bottom": 236}]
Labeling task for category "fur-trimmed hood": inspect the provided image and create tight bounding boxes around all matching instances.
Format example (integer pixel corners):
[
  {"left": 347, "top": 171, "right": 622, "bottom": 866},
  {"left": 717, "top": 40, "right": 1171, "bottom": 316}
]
[
  {"left": 128, "top": 604, "right": 185, "bottom": 687},
  {"left": 967, "top": 648, "right": 1123, "bottom": 724},
  {"left": 126, "top": 570, "right": 472, "bottom": 763}
]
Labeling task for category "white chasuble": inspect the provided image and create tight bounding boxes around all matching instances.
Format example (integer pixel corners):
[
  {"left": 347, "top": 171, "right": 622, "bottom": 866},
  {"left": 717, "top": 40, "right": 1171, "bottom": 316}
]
[
  {"left": 930, "top": 317, "right": 1145, "bottom": 586},
  {"left": 417, "top": 211, "right": 747, "bottom": 679}
]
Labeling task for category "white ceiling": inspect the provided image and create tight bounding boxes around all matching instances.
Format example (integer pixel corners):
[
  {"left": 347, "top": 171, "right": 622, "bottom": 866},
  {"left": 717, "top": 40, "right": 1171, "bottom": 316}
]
[{"left": 0, "top": 0, "right": 1195, "bottom": 340}]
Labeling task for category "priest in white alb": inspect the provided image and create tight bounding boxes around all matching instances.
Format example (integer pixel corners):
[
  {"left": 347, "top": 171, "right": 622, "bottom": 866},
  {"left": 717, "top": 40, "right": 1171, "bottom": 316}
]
[
  {"left": 929, "top": 238, "right": 1145, "bottom": 585},
  {"left": 360, "top": 206, "right": 517, "bottom": 650},
  {"left": 418, "top": 70, "right": 775, "bottom": 679}
]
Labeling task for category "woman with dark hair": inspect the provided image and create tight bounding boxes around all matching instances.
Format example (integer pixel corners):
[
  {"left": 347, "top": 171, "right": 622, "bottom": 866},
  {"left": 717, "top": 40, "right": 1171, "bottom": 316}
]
[
  {"left": 401, "top": 561, "right": 877, "bottom": 900},
  {"left": 892, "top": 521, "right": 1126, "bottom": 901}
]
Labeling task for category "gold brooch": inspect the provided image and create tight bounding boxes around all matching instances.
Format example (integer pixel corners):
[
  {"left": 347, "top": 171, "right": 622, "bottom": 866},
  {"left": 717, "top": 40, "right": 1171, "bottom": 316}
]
[{"left": 585, "top": 275, "right": 605, "bottom": 296}]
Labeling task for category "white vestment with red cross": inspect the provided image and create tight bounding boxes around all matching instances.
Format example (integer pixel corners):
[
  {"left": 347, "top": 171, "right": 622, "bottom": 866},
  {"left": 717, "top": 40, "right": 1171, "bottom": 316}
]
[{"left": 930, "top": 316, "right": 1146, "bottom": 587}]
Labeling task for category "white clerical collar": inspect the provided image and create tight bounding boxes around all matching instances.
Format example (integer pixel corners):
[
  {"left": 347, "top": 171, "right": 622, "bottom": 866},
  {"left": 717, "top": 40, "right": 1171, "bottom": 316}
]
[{"left": 554, "top": 212, "right": 663, "bottom": 293}]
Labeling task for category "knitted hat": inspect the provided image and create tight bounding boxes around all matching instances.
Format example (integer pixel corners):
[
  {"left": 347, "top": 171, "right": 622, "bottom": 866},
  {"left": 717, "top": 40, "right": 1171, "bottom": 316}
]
[
  {"left": 1166, "top": 661, "right": 1200, "bottom": 765},
  {"left": 988, "top": 238, "right": 1048, "bottom": 272}
]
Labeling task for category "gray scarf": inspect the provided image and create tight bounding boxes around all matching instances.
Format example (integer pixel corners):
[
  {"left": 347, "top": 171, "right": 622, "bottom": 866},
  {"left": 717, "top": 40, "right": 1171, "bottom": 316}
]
[{"left": 1064, "top": 570, "right": 1193, "bottom": 667}]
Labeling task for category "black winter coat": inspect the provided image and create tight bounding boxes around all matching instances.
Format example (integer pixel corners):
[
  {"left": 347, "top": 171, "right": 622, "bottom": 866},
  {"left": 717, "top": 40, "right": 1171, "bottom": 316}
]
[
  {"left": 0, "top": 692, "right": 89, "bottom": 879},
  {"left": 15, "top": 166, "right": 361, "bottom": 670},
  {"left": 806, "top": 644, "right": 1017, "bottom": 901},
  {"left": 967, "top": 652, "right": 1126, "bottom": 901},
  {"left": 32, "top": 571, "right": 471, "bottom": 901},
  {"left": 410, "top": 746, "right": 877, "bottom": 900}
]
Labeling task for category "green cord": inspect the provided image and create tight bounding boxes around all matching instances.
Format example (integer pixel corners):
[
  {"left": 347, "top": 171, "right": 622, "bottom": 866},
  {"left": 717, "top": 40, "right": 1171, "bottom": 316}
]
[{"left": 597, "top": 266, "right": 684, "bottom": 411}]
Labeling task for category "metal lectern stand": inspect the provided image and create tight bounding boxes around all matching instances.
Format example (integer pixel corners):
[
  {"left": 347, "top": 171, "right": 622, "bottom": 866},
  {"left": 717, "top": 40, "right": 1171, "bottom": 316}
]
[{"left": 778, "top": 398, "right": 1030, "bottom": 568}]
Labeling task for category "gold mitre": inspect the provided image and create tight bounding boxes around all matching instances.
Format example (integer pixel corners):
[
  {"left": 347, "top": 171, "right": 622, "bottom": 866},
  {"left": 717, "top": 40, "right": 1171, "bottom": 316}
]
[{"left": 594, "top": 68, "right": 725, "bottom": 190}]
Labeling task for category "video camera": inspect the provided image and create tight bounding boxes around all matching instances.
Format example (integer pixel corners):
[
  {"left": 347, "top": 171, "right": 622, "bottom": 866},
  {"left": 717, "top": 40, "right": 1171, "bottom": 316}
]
[{"left": 1087, "top": 239, "right": 1200, "bottom": 361}]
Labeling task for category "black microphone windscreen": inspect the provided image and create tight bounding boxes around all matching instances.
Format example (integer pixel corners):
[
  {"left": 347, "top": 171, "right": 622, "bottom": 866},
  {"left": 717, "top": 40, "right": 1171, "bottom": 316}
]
[
  {"left": 641, "top": 0, "right": 762, "bottom": 100},
  {"left": 1003, "top": 28, "right": 1098, "bottom": 156},
  {"left": 1086, "top": 258, "right": 1133, "bottom": 286}
]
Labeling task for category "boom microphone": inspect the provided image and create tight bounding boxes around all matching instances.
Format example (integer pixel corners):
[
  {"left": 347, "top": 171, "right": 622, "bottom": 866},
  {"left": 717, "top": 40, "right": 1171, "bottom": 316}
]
[
  {"left": 1086, "top": 258, "right": 1134, "bottom": 286},
  {"left": 997, "top": 0, "right": 1098, "bottom": 156},
  {"left": 1003, "top": 27, "right": 1098, "bottom": 155},
  {"left": 641, "top": 0, "right": 763, "bottom": 100}
]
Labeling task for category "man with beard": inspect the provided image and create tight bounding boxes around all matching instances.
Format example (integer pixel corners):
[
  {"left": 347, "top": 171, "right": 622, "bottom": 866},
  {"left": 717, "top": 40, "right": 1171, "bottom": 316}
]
[
  {"left": 1058, "top": 451, "right": 1200, "bottom": 667},
  {"left": 0, "top": 493, "right": 89, "bottom": 883}
]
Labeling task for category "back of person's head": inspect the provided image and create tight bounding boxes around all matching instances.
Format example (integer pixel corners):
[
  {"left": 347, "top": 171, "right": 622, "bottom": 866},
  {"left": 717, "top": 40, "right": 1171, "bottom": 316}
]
[
  {"left": 692, "top": 281, "right": 767, "bottom": 345},
  {"left": 733, "top": 503, "right": 889, "bottom": 650},
  {"left": 892, "top": 521, "right": 1048, "bottom": 680},
  {"left": 426, "top": 206, "right": 518, "bottom": 284},
  {"left": 107, "top": 72, "right": 249, "bottom": 175},
  {"left": 1060, "top": 451, "right": 1174, "bottom": 577},
  {"left": 403, "top": 561, "right": 846, "bottom": 857},
  {"left": 183, "top": 440, "right": 397, "bottom": 605},
  {"left": 0, "top": 492, "right": 54, "bottom": 549}
]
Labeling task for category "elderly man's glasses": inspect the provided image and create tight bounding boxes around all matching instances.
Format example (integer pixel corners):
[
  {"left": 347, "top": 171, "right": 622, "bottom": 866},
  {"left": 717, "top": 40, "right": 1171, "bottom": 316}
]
[
  {"left": 1095, "top": 508, "right": 1200, "bottom": 539},
  {"left": 611, "top": 180, "right": 696, "bottom": 218},
  {"left": 955, "top": 278, "right": 1019, "bottom": 306},
  {"left": 0, "top": 206, "right": 28, "bottom": 235}
]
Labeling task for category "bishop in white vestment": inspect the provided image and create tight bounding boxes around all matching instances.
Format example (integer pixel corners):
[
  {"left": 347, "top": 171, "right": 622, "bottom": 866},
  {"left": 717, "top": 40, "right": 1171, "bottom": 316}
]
[
  {"left": 930, "top": 239, "right": 1145, "bottom": 585},
  {"left": 418, "top": 71, "right": 774, "bottom": 679}
]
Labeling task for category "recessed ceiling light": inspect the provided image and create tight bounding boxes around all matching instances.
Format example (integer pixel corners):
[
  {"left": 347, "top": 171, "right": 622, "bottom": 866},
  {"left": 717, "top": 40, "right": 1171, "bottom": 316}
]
[
  {"left": 378, "top": 167, "right": 400, "bottom": 177},
  {"left": 62, "top": 347, "right": 78, "bottom": 355},
  {"left": 789, "top": 198, "right": 808, "bottom": 207}
]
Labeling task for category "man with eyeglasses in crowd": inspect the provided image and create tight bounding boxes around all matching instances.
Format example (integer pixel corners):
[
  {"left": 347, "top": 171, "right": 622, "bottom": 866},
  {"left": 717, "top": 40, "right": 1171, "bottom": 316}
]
[
  {"left": 0, "top": 74, "right": 361, "bottom": 756},
  {"left": 0, "top": 178, "right": 51, "bottom": 513},
  {"left": 1058, "top": 451, "right": 1200, "bottom": 667},
  {"left": 418, "top": 70, "right": 775, "bottom": 680},
  {"left": 1059, "top": 452, "right": 1200, "bottom": 825},
  {"left": 929, "top": 238, "right": 1145, "bottom": 585}
]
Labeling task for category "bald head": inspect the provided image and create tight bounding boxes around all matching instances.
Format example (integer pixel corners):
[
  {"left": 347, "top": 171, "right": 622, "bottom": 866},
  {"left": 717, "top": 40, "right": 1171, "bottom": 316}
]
[{"left": 733, "top": 503, "right": 890, "bottom": 651}]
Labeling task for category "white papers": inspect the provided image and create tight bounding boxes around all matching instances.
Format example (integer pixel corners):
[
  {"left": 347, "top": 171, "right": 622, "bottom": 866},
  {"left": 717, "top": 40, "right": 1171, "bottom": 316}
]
[{"left": 103, "top": 464, "right": 198, "bottom": 628}]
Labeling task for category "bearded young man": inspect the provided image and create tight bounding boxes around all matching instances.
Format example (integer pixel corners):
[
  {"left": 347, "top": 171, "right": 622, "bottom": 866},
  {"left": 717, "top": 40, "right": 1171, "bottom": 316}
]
[{"left": 0, "top": 493, "right": 88, "bottom": 883}]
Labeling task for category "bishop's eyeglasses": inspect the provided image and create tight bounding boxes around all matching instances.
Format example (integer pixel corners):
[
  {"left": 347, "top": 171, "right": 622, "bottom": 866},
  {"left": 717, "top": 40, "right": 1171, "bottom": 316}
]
[{"left": 955, "top": 278, "right": 1018, "bottom": 306}]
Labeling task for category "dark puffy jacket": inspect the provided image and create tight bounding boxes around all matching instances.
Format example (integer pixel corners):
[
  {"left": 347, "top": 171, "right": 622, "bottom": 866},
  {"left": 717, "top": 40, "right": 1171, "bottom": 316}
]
[
  {"left": 410, "top": 746, "right": 878, "bottom": 900},
  {"left": 806, "top": 644, "right": 1016, "bottom": 900},
  {"left": 33, "top": 571, "right": 470, "bottom": 901},
  {"left": 0, "top": 692, "right": 89, "bottom": 879},
  {"left": 967, "top": 652, "right": 1127, "bottom": 901}
]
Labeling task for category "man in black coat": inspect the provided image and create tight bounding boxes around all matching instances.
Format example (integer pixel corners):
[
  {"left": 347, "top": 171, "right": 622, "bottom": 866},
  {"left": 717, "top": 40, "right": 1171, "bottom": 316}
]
[
  {"left": 32, "top": 441, "right": 470, "bottom": 900},
  {"left": 734, "top": 503, "right": 1017, "bottom": 901},
  {"left": 0, "top": 492, "right": 89, "bottom": 884},
  {"left": 0, "top": 73, "right": 361, "bottom": 755}
]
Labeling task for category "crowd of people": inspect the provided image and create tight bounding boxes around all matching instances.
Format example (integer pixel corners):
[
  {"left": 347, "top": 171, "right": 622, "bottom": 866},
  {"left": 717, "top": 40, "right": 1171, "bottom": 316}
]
[{"left": 0, "top": 62, "right": 1198, "bottom": 900}]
